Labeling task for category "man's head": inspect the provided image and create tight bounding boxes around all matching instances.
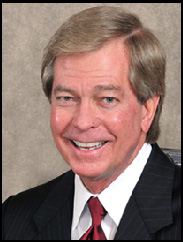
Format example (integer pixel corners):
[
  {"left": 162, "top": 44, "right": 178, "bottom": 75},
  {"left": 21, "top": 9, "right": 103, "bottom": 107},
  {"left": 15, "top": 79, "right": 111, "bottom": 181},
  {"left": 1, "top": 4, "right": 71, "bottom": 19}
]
[
  {"left": 41, "top": 7, "right": 166, "bottom": 190},
  {"left": 41, "top": 6, "right": 166, "bottom": 144}
]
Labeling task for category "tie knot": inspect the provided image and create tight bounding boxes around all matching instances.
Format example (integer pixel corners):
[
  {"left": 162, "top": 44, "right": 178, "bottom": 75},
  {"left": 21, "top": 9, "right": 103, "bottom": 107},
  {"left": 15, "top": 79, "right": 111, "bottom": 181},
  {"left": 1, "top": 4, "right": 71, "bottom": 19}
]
[{"left": 88, "top": 197, "right": 106, "bottom": 226}]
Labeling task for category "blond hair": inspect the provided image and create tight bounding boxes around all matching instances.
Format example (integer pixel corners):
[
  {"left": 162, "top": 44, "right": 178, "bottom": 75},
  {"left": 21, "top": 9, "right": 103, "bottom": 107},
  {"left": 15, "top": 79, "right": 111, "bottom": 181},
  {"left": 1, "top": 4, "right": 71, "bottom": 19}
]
[{"left": 41, "top": 6, "right": 166, "bottom": 143}]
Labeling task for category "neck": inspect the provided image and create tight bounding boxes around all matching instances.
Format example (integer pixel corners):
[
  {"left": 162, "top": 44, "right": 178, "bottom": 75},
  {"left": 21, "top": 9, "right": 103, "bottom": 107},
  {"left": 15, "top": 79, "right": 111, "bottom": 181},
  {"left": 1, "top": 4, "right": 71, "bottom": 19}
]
[{"left": 80, "top": 173, "right": 122, "bottom": 194}]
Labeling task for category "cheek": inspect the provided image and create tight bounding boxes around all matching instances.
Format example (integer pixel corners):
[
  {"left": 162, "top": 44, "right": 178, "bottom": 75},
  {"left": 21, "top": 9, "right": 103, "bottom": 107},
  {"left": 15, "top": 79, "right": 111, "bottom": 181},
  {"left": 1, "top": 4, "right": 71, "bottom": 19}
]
[
  {"left": 108, "top": 110, "right": 129, "bottom": 132},
  {"left": 106, "top": 107, "right": 142, "bottom": 138},
  {"left": 50, "top": 108, "right": 65, "bottom": 135}
]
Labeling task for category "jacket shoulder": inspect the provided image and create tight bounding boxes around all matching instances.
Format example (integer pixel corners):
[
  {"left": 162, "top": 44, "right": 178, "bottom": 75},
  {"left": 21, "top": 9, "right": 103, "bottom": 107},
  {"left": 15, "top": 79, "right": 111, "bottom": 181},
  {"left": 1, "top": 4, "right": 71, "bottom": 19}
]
[
  {"left": 150, "top": 144, "right": 181, "bottom": 239},
  {"left": 3, "top": 171, "right": 70, "bottom": 206},
  {"left": 2, "top": 170, "right": 73, "bottom": 240}
]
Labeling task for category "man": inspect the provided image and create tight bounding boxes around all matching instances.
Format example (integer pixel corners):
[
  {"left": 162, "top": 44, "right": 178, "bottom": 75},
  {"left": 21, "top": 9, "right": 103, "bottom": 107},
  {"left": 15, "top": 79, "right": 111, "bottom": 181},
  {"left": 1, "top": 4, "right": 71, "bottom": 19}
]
[{"left": 2, "top": 6, "right": 181, "bottom": 240}]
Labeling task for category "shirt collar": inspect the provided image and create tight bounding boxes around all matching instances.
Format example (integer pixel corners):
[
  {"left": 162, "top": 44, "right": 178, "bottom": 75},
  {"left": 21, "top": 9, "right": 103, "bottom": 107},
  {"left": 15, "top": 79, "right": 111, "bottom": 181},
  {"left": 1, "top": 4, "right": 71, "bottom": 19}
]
[
  {"left": 72, "top": 173, "right": 97, "bottom": 230},
  {"left": 72, "top": 143, "right": 152, "bottom": 229}
]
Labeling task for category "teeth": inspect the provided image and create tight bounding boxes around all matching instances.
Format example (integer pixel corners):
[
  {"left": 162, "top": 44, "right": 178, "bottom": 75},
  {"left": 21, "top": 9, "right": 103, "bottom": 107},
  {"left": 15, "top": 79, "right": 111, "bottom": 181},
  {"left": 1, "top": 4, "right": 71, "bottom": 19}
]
[{"left": 72, "top": 140, "right": 106, "bottom": 150}]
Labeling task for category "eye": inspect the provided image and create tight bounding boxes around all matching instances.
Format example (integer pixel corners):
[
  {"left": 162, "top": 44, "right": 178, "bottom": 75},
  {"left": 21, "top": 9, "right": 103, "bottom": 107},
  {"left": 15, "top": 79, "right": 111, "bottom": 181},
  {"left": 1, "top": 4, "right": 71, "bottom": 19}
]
[
  {"left": 100, "top": 97, "right": 119, "bottom": 108},
  {"left": 103, "top": 97, "right": 116, "bottom": 103},
  {"left": 59, "top": 97, "right": 72, "bottom": 101},
  {"left": 56, "top": 96, "right": 76, "bottom": 106},
  {"left": 56, "top": 96, "right": 73, "bottom": 102}
]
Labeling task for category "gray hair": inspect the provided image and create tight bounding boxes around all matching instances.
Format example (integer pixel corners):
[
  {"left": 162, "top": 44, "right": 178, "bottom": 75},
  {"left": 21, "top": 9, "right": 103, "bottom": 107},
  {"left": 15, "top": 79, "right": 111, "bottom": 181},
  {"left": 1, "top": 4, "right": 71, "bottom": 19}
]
[{"left": 41, "top": 6, "right": 166, "bottom": 143}]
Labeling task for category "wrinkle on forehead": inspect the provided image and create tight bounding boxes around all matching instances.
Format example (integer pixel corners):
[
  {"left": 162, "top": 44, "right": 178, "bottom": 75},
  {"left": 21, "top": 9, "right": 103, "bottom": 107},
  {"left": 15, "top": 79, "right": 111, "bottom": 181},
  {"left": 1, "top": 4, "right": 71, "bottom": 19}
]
[
  {"left": 53, "top": 38, "right": 130, "bottom": 98},
  {"left": 54, "top": 38, "right": 129, "bottom": 78}
]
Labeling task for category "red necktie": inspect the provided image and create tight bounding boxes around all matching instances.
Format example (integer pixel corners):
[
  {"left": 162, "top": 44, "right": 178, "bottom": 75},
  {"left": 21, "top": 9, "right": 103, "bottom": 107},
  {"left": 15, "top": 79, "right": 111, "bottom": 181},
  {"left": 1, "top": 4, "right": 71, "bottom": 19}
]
[{"left": 80, "top": 197, "right": 107, "bottom": 240}]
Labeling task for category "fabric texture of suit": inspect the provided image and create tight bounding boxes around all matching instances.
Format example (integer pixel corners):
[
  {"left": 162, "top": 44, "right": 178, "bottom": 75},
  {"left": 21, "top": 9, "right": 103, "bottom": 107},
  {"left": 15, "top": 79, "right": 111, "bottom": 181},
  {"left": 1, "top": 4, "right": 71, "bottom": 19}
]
[{"left": 2, "top": 143, "right": 181, "bottom": 240}]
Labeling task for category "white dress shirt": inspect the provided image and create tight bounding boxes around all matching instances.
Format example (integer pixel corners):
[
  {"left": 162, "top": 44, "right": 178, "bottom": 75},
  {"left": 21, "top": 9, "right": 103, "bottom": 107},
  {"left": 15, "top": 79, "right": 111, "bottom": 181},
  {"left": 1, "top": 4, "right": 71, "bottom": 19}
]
[{"left": 71, "top": 143, "right": 152, "bottom": 240}]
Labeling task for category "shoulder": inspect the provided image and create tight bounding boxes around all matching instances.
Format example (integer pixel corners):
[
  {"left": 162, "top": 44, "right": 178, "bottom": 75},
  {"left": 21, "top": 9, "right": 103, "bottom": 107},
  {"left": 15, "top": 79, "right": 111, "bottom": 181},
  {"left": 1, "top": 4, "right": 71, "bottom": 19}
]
[
  {"left": 154, "top": 143, "right": 181, "bottom": 188},
  {"left": 150, "top": 143, "right": 181, "bottom": 169},
  {"left": 150, "top": 143, "right": 181, "bottom": 239},
  {"left": 2, "top": 170, "right": 74, "bottom": 224},
  {"left": 2, "top": 170, "right": 74, "bottom": 240},
  {"left": 149, "top": 143, "right": 181, "bottom": 192}
]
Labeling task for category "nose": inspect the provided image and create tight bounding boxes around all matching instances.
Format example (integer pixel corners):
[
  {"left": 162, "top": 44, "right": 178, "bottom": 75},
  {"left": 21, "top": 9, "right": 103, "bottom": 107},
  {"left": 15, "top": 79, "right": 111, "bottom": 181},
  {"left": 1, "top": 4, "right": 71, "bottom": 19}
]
[{"left": 72, "top": 99, "right": 101, "bottom": 131}]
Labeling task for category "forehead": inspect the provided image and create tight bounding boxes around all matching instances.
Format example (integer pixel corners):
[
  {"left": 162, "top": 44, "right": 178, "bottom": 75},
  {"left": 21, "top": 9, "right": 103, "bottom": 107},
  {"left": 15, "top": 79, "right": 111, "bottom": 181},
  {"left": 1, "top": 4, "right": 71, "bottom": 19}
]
[{"left": 54, "top": 38, "right": 130, "bottom": 87}]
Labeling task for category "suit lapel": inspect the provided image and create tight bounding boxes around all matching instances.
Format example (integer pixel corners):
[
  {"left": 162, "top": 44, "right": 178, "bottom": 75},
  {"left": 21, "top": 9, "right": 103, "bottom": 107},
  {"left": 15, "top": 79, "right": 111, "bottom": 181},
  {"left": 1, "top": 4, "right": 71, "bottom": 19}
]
[
  {"left": 114, "top": 195, "right": 152, "bottom": 240},
  {"left": 114, "top": 143, "right": 174, "bottom": 240},
  {"left": 33, "top": 170, "right": 75, "bottom": 240},
  {"left": 133, "top": 144, "right": 174, "bottom": 234}
]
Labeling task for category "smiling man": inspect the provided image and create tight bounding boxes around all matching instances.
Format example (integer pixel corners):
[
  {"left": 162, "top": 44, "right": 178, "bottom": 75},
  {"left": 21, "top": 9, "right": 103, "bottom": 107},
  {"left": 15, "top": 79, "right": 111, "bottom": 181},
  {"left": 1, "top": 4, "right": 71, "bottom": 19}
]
[
  {"left": 2, "top": 6, "right": 181, "bottom": 240},
  {"left": 50, "top": 39, "right": 158, "bottom": 195}
]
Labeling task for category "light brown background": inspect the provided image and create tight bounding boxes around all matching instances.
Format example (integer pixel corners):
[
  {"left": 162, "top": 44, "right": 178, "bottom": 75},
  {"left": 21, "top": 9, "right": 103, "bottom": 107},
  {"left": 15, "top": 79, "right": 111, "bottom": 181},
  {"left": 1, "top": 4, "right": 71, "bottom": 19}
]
[{"left": 2, "top": 3, "right": 181, "bottom": 202}]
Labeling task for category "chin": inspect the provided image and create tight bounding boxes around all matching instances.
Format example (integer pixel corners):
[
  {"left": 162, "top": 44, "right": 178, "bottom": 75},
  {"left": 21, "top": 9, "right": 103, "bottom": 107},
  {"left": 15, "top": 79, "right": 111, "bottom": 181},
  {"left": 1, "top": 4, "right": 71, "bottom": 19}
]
[{"left": 71, "top": 161, "right": 108, "bottom": 180}]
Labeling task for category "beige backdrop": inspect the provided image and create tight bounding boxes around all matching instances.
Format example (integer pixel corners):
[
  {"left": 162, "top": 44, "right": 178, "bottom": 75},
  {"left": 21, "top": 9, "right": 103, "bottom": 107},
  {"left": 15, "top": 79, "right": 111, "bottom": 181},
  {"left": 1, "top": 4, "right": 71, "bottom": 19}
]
[{"left": 2, "top": 3, "right": 181, "bottom": 202}]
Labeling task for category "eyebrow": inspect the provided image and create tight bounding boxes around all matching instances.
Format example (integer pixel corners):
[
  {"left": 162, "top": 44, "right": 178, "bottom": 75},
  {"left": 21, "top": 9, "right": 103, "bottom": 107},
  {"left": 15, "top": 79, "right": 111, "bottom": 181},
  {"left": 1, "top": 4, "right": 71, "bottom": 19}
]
[
  {"left": 93, "top": 84, "right": 122, "bottom": 92},
  {"left": 53, "top": 85, "right": 77, "bottom": 96},
  {"left": 53, "top": 84, "right": 122, "bottom": 96}
]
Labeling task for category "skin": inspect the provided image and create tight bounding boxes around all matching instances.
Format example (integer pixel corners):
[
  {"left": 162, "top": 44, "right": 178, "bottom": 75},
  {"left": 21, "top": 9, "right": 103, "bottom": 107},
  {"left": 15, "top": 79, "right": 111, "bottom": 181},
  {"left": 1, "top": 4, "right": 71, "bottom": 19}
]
[{"left": 50, "top": 38, "right": 160, "bottom": 194}]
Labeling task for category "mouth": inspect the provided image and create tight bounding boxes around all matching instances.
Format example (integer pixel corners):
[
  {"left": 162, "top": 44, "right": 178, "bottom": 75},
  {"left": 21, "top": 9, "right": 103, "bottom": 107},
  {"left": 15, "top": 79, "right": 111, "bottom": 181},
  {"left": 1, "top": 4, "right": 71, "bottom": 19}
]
[{"left": 71, "top": 140, "right": 108, "bottom": 151}]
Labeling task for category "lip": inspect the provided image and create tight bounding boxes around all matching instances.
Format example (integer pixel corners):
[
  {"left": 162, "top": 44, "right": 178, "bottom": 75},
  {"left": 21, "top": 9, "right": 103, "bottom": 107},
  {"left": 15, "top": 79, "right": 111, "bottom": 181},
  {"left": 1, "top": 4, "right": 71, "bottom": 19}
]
[
  {"left": 71, "top": 140, "right": 107, "bottom": 149},
  {"left": 65, "top": 137, "right": 110, "bottom": 144},
  {"left": 69, "top": 139, "right": 109, "bottom": 158},
  {"left": 62, "top": 132, "right": 114, "bottom": 144}
]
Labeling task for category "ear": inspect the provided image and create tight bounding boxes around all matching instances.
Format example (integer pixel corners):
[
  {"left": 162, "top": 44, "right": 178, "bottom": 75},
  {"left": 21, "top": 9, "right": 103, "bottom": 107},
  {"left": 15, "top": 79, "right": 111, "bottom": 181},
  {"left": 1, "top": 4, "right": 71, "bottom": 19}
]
[{"left": 141, "top": 95, "right": 160, "bottom": 134}]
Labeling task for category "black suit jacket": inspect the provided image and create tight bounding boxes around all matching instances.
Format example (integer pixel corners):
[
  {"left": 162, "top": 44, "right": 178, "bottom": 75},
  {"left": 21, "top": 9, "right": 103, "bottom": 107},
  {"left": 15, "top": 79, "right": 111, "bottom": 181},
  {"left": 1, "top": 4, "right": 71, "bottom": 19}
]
[{"left": 2, "top": 143, "right": 181, "bottom": 240}]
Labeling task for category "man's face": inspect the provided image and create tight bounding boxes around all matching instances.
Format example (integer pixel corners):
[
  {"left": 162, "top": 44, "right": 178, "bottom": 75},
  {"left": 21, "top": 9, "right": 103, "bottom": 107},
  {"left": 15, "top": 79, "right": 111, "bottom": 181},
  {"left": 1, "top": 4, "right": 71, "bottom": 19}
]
[{"left": 50, "top": 39, "right": 146, "bottom": 185}]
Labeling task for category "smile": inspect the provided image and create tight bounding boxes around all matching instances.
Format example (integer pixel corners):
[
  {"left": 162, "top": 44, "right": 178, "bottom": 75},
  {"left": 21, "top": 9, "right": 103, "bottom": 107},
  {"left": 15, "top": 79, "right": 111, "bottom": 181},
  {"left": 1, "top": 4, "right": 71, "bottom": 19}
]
[{"left": 71, "top": 140, "right": 107, "bottom": 151}]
